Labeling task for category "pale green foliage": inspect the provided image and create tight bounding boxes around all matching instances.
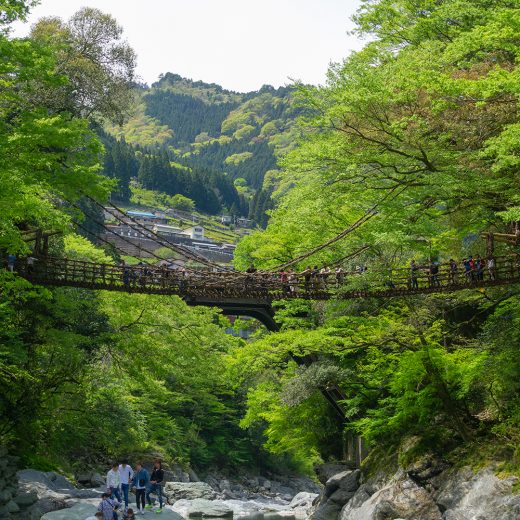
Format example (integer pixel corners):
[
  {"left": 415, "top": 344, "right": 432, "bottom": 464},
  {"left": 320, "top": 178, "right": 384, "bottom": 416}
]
[
  {"left": 225, "top": 152, "right": 254, "bottom": 165},
  {"left": 64, "top": 235, "right": 113, "bottom": 263}
]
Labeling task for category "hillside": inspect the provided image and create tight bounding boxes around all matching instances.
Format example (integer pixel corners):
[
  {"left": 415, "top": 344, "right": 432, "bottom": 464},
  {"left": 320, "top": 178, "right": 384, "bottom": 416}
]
[{"left": 105, "top": 73, "right": 303, "bottom": 225}]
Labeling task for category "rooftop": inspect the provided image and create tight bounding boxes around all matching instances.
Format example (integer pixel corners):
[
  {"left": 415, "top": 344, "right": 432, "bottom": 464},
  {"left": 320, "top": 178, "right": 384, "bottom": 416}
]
[{"left": 127, "top": 210, "right": 158, "bottom": 218}]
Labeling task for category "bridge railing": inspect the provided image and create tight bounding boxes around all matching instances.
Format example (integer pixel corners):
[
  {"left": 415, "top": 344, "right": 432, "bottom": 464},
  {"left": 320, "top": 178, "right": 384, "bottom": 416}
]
[{"left": 9, "top": 254, "right": 520, "bottom": 300}]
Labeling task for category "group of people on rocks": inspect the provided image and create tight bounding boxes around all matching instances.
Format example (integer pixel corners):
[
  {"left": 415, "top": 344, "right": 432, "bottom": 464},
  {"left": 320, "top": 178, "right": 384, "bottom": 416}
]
[{"left": 86, "top": 459, "right": 164, "bottom": 519}]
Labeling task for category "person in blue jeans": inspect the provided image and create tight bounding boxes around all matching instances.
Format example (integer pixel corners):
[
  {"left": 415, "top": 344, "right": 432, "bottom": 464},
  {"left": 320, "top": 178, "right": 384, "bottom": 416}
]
[
  {"left": 145, "top": 459, "right": 164, "bottom": 512},
  {"left": 133, "top": 462, "right": 150, "bottom": 514},
  {"left": 119, "top": 460, "right": 134, "bottom": 509},
  {"left": 106, "top": 463, "right": 121, "bottom": 503}
]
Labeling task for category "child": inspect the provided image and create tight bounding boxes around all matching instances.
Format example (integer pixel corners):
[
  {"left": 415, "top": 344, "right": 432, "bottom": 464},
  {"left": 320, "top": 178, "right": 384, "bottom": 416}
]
[{"left": 123, "top": 508, "right": 136, "bottom": 520}]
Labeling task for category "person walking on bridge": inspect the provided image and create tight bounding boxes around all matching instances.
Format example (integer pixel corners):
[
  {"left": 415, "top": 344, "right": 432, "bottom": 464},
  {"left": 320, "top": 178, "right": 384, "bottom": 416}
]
[
  {"left": 487, "top": 255, "right": 496, "bottom": 280},
  {"left": 302, "top": 266, "right": 312, "bottom": 292},
  {"left": 288, "top": 269, "right": 298, "bottom": 294},
  {"left": 7, "top": 253, "right": 16, "bottom": 272},
  {"left": 448, "top": 259, "right": 458, "bottom": 285},
  {"left": 410, "top": 260, "right": 419, "bottom": 289},
  {"left": 429, "top": 260, "right": 440, "bottom": 287}
]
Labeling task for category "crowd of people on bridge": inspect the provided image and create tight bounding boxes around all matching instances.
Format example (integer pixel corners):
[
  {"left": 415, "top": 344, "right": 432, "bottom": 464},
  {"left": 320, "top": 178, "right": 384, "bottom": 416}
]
[
  {"left": 85, "top": 459, "right": 164, "bottom": 519},
  {"left": 263, "top": 253, "right": 501, "bottom": 294}
]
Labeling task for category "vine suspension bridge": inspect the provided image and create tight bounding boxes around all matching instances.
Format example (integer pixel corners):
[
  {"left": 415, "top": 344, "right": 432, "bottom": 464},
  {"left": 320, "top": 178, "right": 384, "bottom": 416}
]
[{"left": 12, "top": 254, "right": 520, "bottom": 330}]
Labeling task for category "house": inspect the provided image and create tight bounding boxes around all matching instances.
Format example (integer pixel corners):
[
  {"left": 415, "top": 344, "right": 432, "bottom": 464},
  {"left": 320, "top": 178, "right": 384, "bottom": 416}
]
[
  {"left": 184, "top": 225, "right": 205, "bottom": 241},
  {"left": 153, "top": 223, "right": 185, "bottom": 238},
  {"left": 221, "top": 215, "right": 232, "bottom": 225},
  {"left": 126, "top": 210, "right": 169, "bottom": 225},
  {"left": 236, "top": 217, "right": 253, "bottom": 228}
]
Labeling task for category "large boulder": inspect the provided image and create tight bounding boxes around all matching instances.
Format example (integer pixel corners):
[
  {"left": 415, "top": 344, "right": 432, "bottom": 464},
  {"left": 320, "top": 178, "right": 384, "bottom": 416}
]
[
  {"left": 315, "top": 463, "right": 356, "bottom": 485},
  {"left": 311, "top": 470, "right": 360, "bottom": 520},
  {"left": 432, "top": 467, "right": 520, "bottom": 520},
  {"left": 289, "top": 491, "right": 319, "bottom": 510},
  {"left": 163, "top": 481, "right": 217, "bottom": 502},
  {"left": 339, "top": 474, "right": 441, "bottom": 520},
  {"left": 172, "top": 498, "right": 233, "bottom": 518},
  {"left": 18, "top": 470, "right": 75, "bottom": 493}
]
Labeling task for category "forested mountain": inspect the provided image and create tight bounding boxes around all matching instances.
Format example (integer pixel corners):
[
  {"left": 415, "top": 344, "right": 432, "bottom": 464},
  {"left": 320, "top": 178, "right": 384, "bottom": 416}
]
[
  {"left": 2, "top": 1, "right": 519, "bottom": 514},
  {"left": 105, "top": 73, "right": 302, "bottom": 222}
]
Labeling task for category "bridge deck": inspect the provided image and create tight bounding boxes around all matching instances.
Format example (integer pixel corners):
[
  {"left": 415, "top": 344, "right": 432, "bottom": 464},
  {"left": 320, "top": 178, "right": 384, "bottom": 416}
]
[{"left": 12, "top": 255, "right": 520, "bottom": 303}]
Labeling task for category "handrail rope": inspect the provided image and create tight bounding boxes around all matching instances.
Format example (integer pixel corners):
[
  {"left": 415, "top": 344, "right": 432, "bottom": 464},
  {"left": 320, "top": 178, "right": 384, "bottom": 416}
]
[
  {"left": 66, "top": 197, "right": 235, "bottom": 274},
  {"left": 70, "top": 218, "right": 156, "bottom": 265},
  {"left": 65, "top": 200, "right": 171, "bottom": 265},
  {"left": 269, "top": 186, "right": 406, "bottom": 272},
  {"left": 87, "top": 195, "right": 227, "bottom": 270},
  {"left": 88, "top": 196, "right": 262, "bottom": 280}
]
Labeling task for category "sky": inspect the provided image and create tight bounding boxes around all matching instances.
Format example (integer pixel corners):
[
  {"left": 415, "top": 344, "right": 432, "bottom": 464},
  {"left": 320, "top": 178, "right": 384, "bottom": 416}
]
[{"left": 13, "top": 0, "right": 365, "bottom": 92}]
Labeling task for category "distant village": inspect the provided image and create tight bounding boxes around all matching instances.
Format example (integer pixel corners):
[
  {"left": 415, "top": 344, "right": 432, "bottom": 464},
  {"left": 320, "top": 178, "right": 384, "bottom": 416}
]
[{"left": 102, "top": 206, "right": 253, "bottom": 265}]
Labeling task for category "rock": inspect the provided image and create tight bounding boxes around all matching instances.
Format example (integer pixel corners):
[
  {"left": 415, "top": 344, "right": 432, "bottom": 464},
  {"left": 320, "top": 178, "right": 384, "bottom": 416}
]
[
  {"left": 13, "top": 491, "right": 38, "bottom": 507},
  {"left": 17, "top": 469, "right": 75, "bottom": 493},
  {"left": 188, "top": 469, "right": 200, "bottom": 482},
  {"left": 311, "top": 471, "right": 360, "bottom": 520},
  {"left": 163, "top": 481, "right": 217, "bottom": 501},
  {"left": 289, "top": 491, "right": 319, "bottom": 509},
  {"left": 40, "top": 502, "right": 94, "bottom": 519},
  {"left": 76, "top": 471, "right": 105, "bottom": 488},
  {"left": 433, "top": 467, "right": 520, "bottom": 520},
  {"left": 172, "top": 498, "right": 233, "bottom": 518},
  {"left": 324, "top": 470, "right": 360, "bottom": 498},
  {"left": 315, "top": 463, "right": 356, "bottom": 484},
  {"left": 339, "top": 475, "right": 441, "bottom": 520},
  {"left": 6, "top": 499, "right": 20, "bottom": 513},
  {"left": 219, "top": 479, "right": 231, "bottom": 492}
]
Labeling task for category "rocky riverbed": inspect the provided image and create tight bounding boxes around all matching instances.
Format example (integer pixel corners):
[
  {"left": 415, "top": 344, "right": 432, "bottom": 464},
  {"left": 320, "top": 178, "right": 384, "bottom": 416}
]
[
  {"left": 2, "top": 458, "right": 519, "bottom": 519},
  {"left": 4, "top": 467, "right": 321, "bottom": 520}
]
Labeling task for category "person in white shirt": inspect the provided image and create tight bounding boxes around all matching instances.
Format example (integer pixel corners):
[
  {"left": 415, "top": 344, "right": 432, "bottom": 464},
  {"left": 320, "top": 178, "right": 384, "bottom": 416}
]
[
  {"left": 119, "top": 460, "right": 134, "bottom": 509},
  {"left": 106, "top": 463, "right": 122, "bottom": 503}
]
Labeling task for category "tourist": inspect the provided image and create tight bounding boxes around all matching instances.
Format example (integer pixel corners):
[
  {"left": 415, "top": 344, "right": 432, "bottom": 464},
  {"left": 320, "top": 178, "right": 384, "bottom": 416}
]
[
  {"left": 302, "top": 266, "right": 312, "bottom": 292},
  {"left": 145, "top": 459, "right": 164, "bottom": 512},
  {"left": 107, "top": 463, "right": 122, "bottom": 503},
  {"left": 133, "top": 462, "right": 150, "bottom": 515},
  {"left": 448, "top": 259, "right": 458, "bottom": 284},
  {"left": 97, "top": 492, "right": 120, "bottom": 520},
  {"left": 119, "top": 460, "right": 134, "bottom": 510},
  {"left": 320, "top": 266, "right": 331, "bottom": 286},
  {"left": 429, "top": 260, "right": 440, "bottom": 287},
  {"left": 311, "top": 266, "right": 320, "bottom": 287},
  {"left": 335, "top": 267, "right": 344, "bottom": 287},
  {"left": 7, "top": 253, "right": 16, "bottom": 272},
  {"left": 26, "top": 255, "right": 37, "bottom": 274},
  {"left": 469, "top": 256, "right": 476, "bottom": 281},
  {"left": 487, "top": 255, "right": 496, "bottom": 280},
  {"left": 476, "top": 255, "right": 484, "bottom": 281},
  {"left": 463, "top": 258, "right": 472, "bottom": 282},
  {"left": 122, "top": 508, "right": 136, "bottom": 520},
  {"left": 410, "top": 260, "right": 419, "bottom": 289},
  {"left": 288, "top": 269, "right": 298, "bottom": 294}
]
